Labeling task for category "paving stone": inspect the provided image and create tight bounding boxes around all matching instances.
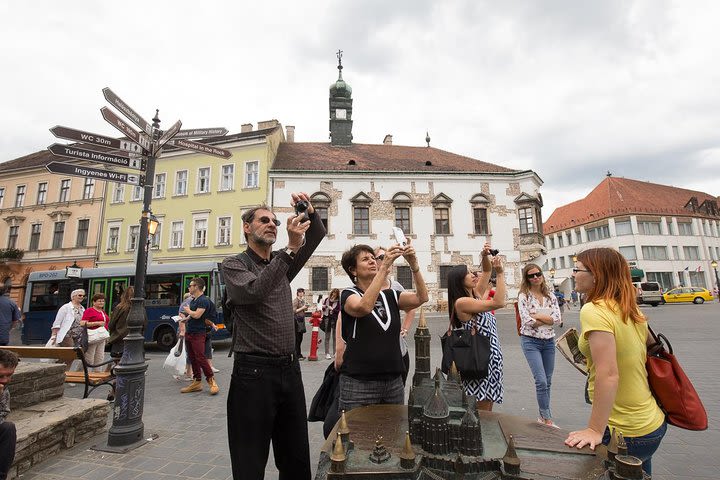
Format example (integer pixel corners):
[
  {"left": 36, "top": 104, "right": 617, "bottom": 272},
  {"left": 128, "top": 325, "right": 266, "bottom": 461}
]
[{"left": 180, "top": 462, "right": 214, "bottom": 478}]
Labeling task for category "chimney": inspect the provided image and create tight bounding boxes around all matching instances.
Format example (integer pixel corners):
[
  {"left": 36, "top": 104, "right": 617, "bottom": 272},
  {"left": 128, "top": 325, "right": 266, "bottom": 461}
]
[
  {"left": 286, "top": 125, "right": 295, "bottom": 143},
  {"left": 241, "top": 123, "right": 253, "bottom": 133},
  {"left": 383, "top": 134, "right": 393, "bottom": 145},
  {"left": 257, "top": 119, "right": 279, "bottom": 130}
]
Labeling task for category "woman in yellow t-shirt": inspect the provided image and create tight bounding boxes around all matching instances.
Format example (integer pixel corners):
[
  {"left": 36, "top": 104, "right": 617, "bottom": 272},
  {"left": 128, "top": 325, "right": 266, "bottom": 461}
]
[{"left": 564, "top": 248, "right": 666, "bottom": 475}]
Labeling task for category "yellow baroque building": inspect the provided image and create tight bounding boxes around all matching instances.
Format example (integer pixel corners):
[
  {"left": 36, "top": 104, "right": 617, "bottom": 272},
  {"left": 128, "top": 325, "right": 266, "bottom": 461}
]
[{"left": 96, "top": 121, "right": 287, "bottom": 266}]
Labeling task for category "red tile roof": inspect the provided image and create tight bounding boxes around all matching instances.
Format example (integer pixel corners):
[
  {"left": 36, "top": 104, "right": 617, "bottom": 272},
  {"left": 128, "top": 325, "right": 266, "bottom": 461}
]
[
  {"left": 544, "top": 177, "right": 720, "bottom": 234},
  {"left": 272, "top": 142, "right": 520, "bottom": 174}
]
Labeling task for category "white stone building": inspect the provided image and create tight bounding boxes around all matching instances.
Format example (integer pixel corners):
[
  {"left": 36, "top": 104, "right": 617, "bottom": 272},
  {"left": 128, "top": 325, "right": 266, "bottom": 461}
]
[{"left": 543, "top": 175, "right": 720, "bottom": 293}]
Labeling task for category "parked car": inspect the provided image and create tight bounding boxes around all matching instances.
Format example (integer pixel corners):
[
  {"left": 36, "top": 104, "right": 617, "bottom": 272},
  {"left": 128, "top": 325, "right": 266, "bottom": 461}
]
[
  {"left": 662, "top": 287, "right": 714, "bottom": 304},
  {"left": 634, "top": 281, "right": 663, "bottom": 307}
]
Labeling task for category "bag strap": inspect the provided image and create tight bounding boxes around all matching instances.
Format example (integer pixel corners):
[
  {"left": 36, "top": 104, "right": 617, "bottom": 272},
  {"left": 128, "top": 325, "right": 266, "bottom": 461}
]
[{"left": 647, "top": 324, "right": 673, "bottom": 355}]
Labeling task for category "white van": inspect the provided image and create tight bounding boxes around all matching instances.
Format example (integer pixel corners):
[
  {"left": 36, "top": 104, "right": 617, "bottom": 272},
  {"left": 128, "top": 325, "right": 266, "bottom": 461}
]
[{"left": 634, "top": 282, "right": 663, "bottom": 307}]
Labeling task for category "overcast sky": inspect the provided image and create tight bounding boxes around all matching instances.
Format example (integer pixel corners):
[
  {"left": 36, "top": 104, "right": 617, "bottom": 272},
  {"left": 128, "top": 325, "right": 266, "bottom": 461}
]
[{"left": 2, "top": 0, "right": 719, "bottom": 219}]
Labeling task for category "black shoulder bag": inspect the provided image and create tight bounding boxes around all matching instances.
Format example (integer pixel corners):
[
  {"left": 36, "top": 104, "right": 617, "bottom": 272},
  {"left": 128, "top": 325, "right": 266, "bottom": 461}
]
[{"left": 440, "top": 313, "right": 491, "bottom": 380}]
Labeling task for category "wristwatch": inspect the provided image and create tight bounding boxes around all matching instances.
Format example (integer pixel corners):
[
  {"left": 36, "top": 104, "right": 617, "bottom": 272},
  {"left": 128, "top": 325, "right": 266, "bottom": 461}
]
[{"left": 283, "top": 247, "right": 296, "bottom": 259}]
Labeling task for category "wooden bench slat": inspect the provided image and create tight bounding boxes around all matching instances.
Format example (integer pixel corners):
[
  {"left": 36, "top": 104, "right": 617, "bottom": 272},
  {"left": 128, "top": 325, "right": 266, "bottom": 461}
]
[{"left": 1, "top": 346, "right": 79, "bottom": 362}]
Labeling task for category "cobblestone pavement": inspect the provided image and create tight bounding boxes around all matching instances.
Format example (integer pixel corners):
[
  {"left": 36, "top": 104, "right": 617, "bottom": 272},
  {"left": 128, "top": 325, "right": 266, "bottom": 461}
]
[{"left": 12, "top": 302, "right": 719, "bottom": 479}]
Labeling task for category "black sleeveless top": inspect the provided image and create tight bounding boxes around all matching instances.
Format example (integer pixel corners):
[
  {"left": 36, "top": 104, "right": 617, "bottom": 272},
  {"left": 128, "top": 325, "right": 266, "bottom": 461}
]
[{"left": 340, "top": 287, "right": 404, "bottom": 378}]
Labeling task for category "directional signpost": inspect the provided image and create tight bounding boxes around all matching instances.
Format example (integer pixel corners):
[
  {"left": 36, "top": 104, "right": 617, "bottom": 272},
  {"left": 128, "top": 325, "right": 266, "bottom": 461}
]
[
  {"left": 101, "top": 107, "right": 152, "bottom": 151},
  {"left": 102, "top": 87, "right": 153, "bottom": 135},
  {"left": 168, "top": 138, "right": 232, "bottom": 158},
  {"left": 173, "top": 127, "right": 228, "bottom": 139},
  {"left": 156, "top": 119, "right": 182, "bottom": 150},
  {"left": 46, "top": 161, "right": 143, "bottom": 185},
  {"left": 48, "top": 143, "right": 146, "bottom": 171},
  {"left": 50, "top": 126, "right": 148, "bottom": 156}
]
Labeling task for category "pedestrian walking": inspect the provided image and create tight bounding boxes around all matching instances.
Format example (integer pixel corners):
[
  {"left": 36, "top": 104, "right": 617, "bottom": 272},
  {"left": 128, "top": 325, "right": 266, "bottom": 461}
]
[
  {"left": 81, "top": 293, "right": 109, "bottom": 372},
  {"left": 107, "top": 287, "right": 134, "bottom": 360},
  {"left": 179, "top": 277, "right": 219, "bottom": 395},
  {"left": 50, "top": 289, "right": 86, "bottom": 367},
  {"left": 0, "top": 286, "right": 21, "bottom": 347},
  {"left": 293, "top": 288, "right": 308, "bottom": 360},
  {"left": 221, "top": 194, "right": 325, "bottom": 480},
  {"left": 321, "top": 289, "right": 340, "bottom": 359}
]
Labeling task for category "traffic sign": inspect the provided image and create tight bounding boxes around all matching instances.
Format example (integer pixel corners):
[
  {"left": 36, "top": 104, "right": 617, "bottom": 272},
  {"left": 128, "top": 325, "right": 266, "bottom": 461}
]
[
  {"left": 173, "top": 127, "right": 228, "bottom": 139},
  {"left": 101, "top": 107, "right": 151, "bottom": 151},
  {"left": 48, "top": 143, "right": 146, "bottom": 171},
  {"left": 50, "top": 125, "right": 148, "bottom": 156},
  {"left": 168, "top": 138, "right": 232, "bottom": 158},
  {"left": 46, "top": 161, "right": 144, "bottom": 185},
  {"left": 156, "top": 119, "right": 183, "bottom": 150},
  {"left": 102, "top": 87, "right": 153, "bottom": 135}
]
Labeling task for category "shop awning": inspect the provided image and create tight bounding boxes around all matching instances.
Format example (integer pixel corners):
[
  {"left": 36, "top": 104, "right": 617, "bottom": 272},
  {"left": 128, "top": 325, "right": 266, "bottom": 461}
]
[{"left": 630, "top": 268, "right": 644, "bottom": 279}]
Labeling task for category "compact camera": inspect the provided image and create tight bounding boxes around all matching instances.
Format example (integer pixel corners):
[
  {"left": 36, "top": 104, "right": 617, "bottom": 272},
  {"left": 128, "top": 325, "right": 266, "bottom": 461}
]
[
  {"left": 294, "top": 200, "right": 309, "bottom": 221},
  {"left": 489, "top": 248, "right": 499, "bottom": 256}
]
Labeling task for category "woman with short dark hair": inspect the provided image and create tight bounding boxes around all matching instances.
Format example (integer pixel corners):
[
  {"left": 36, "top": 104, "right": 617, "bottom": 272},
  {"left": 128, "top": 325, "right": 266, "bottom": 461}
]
[
  {"left": 446, "top": 245, "right": 506, "bottom": 411},
  {"left": 82, "top": 292, "right": 109, "bottom": 371},
  {"left": 338, "top": 242, "right": 427, "bottom": 412}
]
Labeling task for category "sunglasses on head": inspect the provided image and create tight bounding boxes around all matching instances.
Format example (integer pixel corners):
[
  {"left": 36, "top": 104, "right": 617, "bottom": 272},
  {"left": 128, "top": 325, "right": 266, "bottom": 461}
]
[
  {"left": 258, "top": 216, "right": 281, "bottom": 226},
  {"left": 527, "top": 272, "right": 543, "bottom": 279}
]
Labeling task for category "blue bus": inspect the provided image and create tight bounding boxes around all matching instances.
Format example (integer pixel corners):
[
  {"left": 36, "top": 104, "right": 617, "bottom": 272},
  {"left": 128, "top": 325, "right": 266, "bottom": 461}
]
[{"left": 21, "top": 261, "right": 230, "bottom": 349}]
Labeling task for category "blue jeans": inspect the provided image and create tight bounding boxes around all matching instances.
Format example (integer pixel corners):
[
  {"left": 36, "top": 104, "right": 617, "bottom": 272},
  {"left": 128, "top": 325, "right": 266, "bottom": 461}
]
[
  {"left": 520, "top": 335, "right": 556, "bottom": 420},
  {"left": 603, "top": 421, "right": 667, "bottom": 475}
]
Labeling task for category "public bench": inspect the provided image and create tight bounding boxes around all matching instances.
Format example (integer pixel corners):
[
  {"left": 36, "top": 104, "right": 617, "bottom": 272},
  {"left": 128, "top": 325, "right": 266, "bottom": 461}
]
[{"left": 0, "top": 345, "right": 115, "bottom": 399}]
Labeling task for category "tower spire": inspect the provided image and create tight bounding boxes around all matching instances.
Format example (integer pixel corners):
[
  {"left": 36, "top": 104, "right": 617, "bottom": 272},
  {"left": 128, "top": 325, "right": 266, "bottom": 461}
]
[{"left": 329, "top": 50, "right": 353, "bottom": 146}]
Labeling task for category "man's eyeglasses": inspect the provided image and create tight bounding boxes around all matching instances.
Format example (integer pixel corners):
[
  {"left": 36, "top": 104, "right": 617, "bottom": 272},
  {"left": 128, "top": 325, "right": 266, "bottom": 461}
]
[
  {"left": 258, "top": 216, "right": 281, "bottom": 226},
  {"left": 527, "top": 272, "right": 543, "bottom": 279},
  {"left": 572, "top": 268, "right": 591, "bottom": 274}
]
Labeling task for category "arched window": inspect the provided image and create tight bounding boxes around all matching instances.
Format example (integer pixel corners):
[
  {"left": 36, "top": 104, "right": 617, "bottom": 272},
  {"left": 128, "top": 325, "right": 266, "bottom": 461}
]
[
  {"left": 431, "top": 193, "right": 453, "bottom": 235},
  {"left": 470, "top": 194, "right": 490, "bottom": 235},
  {"left": 350, "top": 192, "right": 373, "bottom": 235},
  {"left": 392, "top": 192, "right": 412, "bottom": 234},
  {"left": 310, "top": 192, "right": 331, "bottom": 230}
]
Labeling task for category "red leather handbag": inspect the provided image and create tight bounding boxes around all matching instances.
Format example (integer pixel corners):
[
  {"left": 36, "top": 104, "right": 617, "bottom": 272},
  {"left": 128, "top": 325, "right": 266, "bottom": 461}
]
[
  {"left": 513, "top": 302, "right": 521, "bottom": 336},
  {"left": 646, "top": 326, "right": 707, "bottom": 430}
]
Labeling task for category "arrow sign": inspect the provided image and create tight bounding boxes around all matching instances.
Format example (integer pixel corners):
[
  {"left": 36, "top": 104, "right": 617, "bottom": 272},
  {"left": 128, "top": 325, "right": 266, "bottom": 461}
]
[
  {"left": 50, "top": 125, "right": 148, "bottom": 156},
  {"left": 156, "top": 119, "right": 183, "bottom": 150},
  {"left": 102, "top": 87, "right": 153, "bottom": 135},
  {"left": 46, "top": 161, "right": 144, "bottom": 185},
  {"left": 48, "top": 143, "right": 146, "bottom": 171},
  {"left": 173, "top": 127, "right": 229, "bottom": 139},
  {"left": 168, "top": 138, "right": 232, "bottom": 158},
  {"left": 101, "top": 107, "right": 151, "bottom": 151}
]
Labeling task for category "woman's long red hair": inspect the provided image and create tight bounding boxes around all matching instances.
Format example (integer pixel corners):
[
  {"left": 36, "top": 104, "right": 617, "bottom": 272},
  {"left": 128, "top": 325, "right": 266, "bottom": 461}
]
[{"left": 577, "top": 248, "right": 645, "bottom": 324}]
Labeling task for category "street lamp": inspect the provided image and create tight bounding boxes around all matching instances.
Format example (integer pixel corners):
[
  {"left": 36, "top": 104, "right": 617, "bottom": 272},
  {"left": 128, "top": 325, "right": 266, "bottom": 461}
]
[
  {"left": 712, "top": 260, "right": 719, "bottom": 302},
  {"left": 148, "top": 214, "right": 159, "bottom": 236}
]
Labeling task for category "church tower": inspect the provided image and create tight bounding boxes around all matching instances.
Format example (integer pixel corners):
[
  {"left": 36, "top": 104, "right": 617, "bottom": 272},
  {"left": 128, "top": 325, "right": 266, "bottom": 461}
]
[
  {"left": 412, "top": 308, "right": 431, "bottom": 386},
  {"left": 329, "top": 49, "right": 353, "bottom": 146}
]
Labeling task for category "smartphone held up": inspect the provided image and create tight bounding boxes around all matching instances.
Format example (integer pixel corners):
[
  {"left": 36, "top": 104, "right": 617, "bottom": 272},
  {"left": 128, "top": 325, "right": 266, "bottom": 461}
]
[{"left": 392, "top": 227, "right": 407, "bottom": 247}]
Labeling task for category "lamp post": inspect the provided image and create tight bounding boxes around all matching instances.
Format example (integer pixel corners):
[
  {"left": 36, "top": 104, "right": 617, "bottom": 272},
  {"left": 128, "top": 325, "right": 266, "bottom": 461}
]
[
  {"left": 104, "top": 111, "right": 161, "bottom": 451},
  {"left": 712, "top": 260, "right": 719, "bottom": 302}
]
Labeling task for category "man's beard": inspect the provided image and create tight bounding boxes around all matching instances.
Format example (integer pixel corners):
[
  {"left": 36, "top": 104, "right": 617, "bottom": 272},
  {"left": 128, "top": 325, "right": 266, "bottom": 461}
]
[{"left": 250, "top": 230, "right": 276, "bottom": 247}]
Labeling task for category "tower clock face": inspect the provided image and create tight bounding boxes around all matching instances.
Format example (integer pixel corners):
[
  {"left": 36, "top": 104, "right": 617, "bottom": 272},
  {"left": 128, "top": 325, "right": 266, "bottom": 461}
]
[{"left": 336, "top": 108, "right": 347, "bottom": 120}]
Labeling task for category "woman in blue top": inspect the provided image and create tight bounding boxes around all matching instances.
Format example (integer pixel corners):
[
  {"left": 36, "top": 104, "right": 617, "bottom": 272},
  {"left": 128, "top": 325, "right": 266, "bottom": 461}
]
[
  {"left": 446, "top": 245, "right": 506, "bottom": 411},
  {"left": 338, "top": 243, "right": 428, "bottom": 412}
]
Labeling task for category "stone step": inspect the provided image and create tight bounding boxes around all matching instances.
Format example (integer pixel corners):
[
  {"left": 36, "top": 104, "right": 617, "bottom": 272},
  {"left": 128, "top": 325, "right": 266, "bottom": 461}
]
[
  {"left": 7, "top": 397, "right": 110, "bottom": 479},
  {"left": 8, "top": 362, "right": 66, "bottom": 409}
]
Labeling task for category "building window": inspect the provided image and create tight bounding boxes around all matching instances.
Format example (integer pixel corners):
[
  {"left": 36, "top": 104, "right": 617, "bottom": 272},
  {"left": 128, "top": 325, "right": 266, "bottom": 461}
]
[
  {"left": 217, "top": 217, "right": 231, "bottom": 245},
  {"left": 37, "top": 182, "right": 48, "bottom": 205},
  {"left": 575, "top": 228, "right": 582, "bottom": 243},
  {"left": 586, "top": 225, "right": 610, "bottom": 242},
  {"left": 397, "top": 265, "right": 413, "bottom": 289},
  {"left": 175, "top": 170, "right": 188, "bottom": 196},
  {"left": 558, "top": 256, "right": 565, "bottom": 268},
  {"left": 59, "top": 180, "right": 70, "bottom": 202},
  {"left": 128, "top": 225, "right": 140, "bottom": 251},
  {"left": 220, "top": 164, "right": 234, "bottom": 191},
  {"left": 108, "top": 226, "right": 120, "bottom": 252},
  {"left": 557, "top": 235, "right": 564, "bottom": 248},
  {"left": 689, "top": 271, "right": 707, "bottom": 288},
  {"left": 82, "top": 178, "right": 94, "bottom": 200},
  {"left": 244, "top": 161, "right": 259, "bottom": 188},
  {"left": 170, "top": 221, "right": 184, "bottom": 248},
  {"left": 683, "top": 246, "right": 700, "bottom": 260},
  {"left": 197, "top": 167, "right": 210, "bottom": 193},
  {"left": 396, "top": 207, "right": 411, "bottom": 233},
  {"left": 434, "top": 208, "right": 450, "bottom": 235},
  {"left": 310, "top": 192, "right": 331, "bottom": 231},
  {"left": 641, "top": 245, "right": 668, "bottom": 260},
  {"left": 646, "top": 272, "right": 673, "bottom": 291},
  {"left": 153, "top": 173, "right": 166, "bottom": 198},
  {"left": 112, "top": 183, "right": 125, "bottom": 203},
  {"left": 549, "top": 237, "right": 555, "bottom": 249},
  {"left": 353, "top": 207, "right": 370, "bottom": 235},
  {"left": 76, "top": 219, "right": 89, "bottom": 247},
  {"left": 473, "top": 208, "right": 488, "bottom": 235},
  {"left": 615, "top": 220, "right": 632, "bottom": 235},
  {"left": 565, "top": 231, "right": 573, "bottom": 246},
  {"left": 518, "top": 207, "right": 536, "bottom": 234},
  {"left": 14, "top": 185, "right": 25, "bottom": 208},
  {"left": 551, "top": 258, "right": 557, "bottom": 269},
  {"left": 52, "top": 221, "right": 65, "bottom": 249},
  {"left": 665, "top": 218, "right": 674, "bottom": 235},
  {"left": 672, "top": 246, "right": 679, "bottom": 259},
  {"left": 703, "top": 222, "right": 710, "bottom": 236},
  {"left": 0, "top": 188, "right": 4, "bottom": 207},
  {"left": 638, "top": 221, "right": 661, "bottom": 235},
  {"left": 29, "top": 224, "right": 41, "bottom": 251},
  {"left": 316, "top": 207, "right": 329, "bottom": 230},
  {"left": 439, "top": 265, "right": 453, "bottom": 289},
  {"left": 7, "top": 226, "right": 18, "bottom": 249},
  {"left": 619, "top": 246, "right": 637, "bottom": 261},
  {"left": 677, "top": 222, "right": 693, "bottom": 235},
  {"left": 312, "top": 267, "right": 329, "bottom": 291},
  {"left": 131, "top": 185, "right": 143, "bottom": 201},
  {"left": 193, "top": 218, "right": 208, "bottom": 247},
  {"left": 150, "top": 221, "right": 162, "bottom": 249}
]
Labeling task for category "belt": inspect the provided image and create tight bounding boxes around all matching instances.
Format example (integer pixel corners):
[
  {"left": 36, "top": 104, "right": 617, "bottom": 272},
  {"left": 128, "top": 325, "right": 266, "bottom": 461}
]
[{"left": 234, "top": 352, "right": 296, "bottom": 366}]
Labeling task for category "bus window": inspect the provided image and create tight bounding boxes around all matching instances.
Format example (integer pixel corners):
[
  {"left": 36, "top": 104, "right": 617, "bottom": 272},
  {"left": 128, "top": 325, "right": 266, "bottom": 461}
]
[
  {"left": 29, "top": 283, "right": 62, "bottom": 311},
  {"left": 146, "top": 274, "right": 182, "bottom": 307}
]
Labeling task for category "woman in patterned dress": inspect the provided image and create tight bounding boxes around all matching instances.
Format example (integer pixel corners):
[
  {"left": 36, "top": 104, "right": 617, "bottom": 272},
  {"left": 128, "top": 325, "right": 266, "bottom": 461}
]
[{"left": 446, "top": 246, "right": 506, "bottom": 411}]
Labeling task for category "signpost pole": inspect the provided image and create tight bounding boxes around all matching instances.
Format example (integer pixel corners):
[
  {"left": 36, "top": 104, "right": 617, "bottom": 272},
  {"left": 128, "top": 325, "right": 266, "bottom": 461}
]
[{"left": 105, "top": 110, "right": 160, "bottom": 450}]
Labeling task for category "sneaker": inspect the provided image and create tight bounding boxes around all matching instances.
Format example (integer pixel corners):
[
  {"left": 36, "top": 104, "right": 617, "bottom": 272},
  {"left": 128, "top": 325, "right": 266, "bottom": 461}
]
[
  {"left": 181, "top": 379, "right": 203, "bottom": 393},
  {"left": 208, "top": 377, "right": 220, "bottom": 395},
  {"left": 325, "top": 354, "right": 332, "bottom": 360},
  {"left": 211, "top": 367, "right": 220, "bottom": 373},
  {"left": 538, "top": 417, "right": 560, "bottom": 429},
  {"left": 299, "top": 355, "right": 306, "bottom": 361}
]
